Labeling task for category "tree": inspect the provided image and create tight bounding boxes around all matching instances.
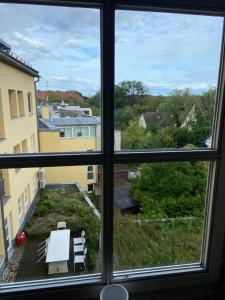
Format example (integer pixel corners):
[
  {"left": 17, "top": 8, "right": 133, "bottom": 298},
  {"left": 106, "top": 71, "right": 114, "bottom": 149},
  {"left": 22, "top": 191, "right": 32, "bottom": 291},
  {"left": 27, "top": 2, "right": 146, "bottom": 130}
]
[
  {"left": 130, "top": 161, "right": 207, "bottom": 218},
  {"left": 115, "top": 80, "right": 147, "bottom": 108},
  {"left": 122, "top": 120, "right": 152, "bottom": 150},
  {"left": 159, "top": 89, "right": 197, "bottom": 127}
]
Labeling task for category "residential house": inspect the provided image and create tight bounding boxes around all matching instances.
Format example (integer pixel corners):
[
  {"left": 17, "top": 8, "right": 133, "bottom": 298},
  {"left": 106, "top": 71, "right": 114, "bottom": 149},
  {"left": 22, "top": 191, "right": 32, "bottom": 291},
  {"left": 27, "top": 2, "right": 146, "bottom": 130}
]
[{"left": 139, "top": 111, "right": 162, "bottom": 129}]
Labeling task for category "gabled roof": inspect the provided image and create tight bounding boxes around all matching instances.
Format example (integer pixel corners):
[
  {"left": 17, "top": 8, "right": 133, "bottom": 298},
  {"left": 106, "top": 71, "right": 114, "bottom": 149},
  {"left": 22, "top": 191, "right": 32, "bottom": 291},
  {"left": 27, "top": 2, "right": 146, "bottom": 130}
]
[{"left": 142, "top": 112, "right": 162, "bottom": 126}]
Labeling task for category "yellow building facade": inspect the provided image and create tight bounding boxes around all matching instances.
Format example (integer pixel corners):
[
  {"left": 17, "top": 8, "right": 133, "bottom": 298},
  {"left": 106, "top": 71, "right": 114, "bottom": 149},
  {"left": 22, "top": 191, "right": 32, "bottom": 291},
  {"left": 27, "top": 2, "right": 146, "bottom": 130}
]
[
  {"left": 38, "top": 113, "right": 99, "bottom": 191},
  {"left": 0, "top": 42, "right": 39, "bottom": 265}
]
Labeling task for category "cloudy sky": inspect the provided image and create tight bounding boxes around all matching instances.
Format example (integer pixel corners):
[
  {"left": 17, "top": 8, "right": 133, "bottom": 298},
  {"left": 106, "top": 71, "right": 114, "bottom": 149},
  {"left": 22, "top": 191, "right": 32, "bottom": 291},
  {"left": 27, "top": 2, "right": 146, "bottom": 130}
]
[{"left": 0, "top": 3, "right": 223, "bottom": 96}]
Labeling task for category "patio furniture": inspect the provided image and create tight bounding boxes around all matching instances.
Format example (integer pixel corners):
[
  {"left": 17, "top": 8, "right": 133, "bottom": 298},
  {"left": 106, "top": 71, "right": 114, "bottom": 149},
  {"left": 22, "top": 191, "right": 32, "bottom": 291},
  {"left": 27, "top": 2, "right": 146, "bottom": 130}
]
[
  {"left": 57, "top": 221, "right": 66, "bottom": 230},
  {"left": 46, "top": 229, "right": 70, "bottom": 274},
  {"left": 74, "top": 247, "right": 87, "bottom": 271},
  {"left": 73, "top": 230, "right": 85, "bottom": 245},
  {"left": 74, "top": 238, "right": 86, "bottom": 254},
  {"left": 37, "top": 238, "right": 49, "bottom": 253},
  {"left": 37, "top": 240, "right": 49, "bottom": 263},
  {"left": 100, "top": 284, "right": 129, "bottom": 300}
]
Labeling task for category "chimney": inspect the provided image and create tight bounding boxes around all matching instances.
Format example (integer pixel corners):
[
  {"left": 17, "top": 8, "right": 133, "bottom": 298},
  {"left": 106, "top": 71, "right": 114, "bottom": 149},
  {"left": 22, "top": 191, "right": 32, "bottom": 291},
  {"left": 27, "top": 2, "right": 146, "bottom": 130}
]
[{"left": 41, "top": 105, "right": 51, "bottom": 119}]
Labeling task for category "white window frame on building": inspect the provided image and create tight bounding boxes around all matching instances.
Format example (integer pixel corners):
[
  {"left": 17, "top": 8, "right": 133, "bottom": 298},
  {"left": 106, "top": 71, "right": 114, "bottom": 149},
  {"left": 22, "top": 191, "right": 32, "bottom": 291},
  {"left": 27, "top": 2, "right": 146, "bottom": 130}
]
[
  {"left": 87, "top": 165, "right": 94, "bottom": 180},
  {"left": 18, "top": 196, "right": 23, "bottom": 226},
  {"left": 1, "top": 1, "right": 225, "bottom": 300}
]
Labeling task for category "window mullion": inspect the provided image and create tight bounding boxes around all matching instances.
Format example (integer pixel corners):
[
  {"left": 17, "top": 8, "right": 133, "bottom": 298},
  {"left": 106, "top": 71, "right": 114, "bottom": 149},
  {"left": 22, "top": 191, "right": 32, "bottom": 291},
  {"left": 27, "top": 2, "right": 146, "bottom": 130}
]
[{"left": 101, "top": 0, "right": 115, "bottom": 284}]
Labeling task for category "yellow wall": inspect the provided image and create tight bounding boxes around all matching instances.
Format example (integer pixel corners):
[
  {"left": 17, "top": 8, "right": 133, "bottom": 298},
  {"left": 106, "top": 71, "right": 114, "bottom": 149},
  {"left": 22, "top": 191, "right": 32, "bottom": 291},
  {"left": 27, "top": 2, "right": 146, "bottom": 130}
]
[
  {"left": 0, "top": 61, "right": 39, "bottom": 250},
  {"left": 39, "top": 130, "right": 97, "bottom": 190}
]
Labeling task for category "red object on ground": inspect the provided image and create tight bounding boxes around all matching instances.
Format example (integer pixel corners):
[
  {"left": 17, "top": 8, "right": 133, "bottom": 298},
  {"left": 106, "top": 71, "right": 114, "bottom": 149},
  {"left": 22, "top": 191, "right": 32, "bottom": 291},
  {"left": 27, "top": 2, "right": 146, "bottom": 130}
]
[{"left": 15, "top": 231, "right": 26, "bottom": 246}]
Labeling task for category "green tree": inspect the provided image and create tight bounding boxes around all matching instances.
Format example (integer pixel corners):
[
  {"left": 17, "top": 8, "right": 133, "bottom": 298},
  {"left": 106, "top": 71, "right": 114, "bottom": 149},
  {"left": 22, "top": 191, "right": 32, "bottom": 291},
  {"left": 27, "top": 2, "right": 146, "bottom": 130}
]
[
  {"left": 115, "top": 80, "right": 147, "bottom": 108},
  {"left": 130, "top": 161, "right": 207, "bottom": 218},
  {"left": 122, "top": 120, "right": 151, "bottom": 150}
]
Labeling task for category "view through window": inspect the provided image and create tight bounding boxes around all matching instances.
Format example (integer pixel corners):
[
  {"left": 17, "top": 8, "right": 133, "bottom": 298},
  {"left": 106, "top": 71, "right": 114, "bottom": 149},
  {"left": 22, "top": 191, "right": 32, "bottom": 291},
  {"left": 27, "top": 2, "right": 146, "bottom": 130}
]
[{"left": 0, "top": 1, "right": 224, "bottom": 292}]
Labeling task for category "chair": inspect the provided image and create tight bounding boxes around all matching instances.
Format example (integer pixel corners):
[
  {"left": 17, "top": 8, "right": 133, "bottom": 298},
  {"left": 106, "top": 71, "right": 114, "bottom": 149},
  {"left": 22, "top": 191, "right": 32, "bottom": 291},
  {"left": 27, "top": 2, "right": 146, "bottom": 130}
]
[
  {"left": 73, "top": 238, "right": 85, "bottom": 254},
  {"left": 73, "top": 230, "right": 85, "bottom": 245},
  {"left": 37, "top": 238, "right": 49, "bottom": 253},
  {"left": 100, "top": 284, "right": 129, "bottom": 300},
  {"left": 74, "top": 247, "right": 87, "bottom": 271},
  {"left": 37, "top": 243, "right": 49, "bottom": 263},
  {"left": 57, "top": 221, "right": 66, "bottom": 230}
]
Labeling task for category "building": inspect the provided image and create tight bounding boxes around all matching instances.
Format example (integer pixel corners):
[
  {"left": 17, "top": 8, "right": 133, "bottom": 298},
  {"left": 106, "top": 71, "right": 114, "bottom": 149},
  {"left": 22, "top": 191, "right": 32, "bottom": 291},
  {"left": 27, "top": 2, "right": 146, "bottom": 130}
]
[
  {"left": 38, "top": 114, "right": 99, "bottom": 191},
  {"left": 139, "top": 111, "right": 162, "bottom": 129},
  {"left": 38, "top": 105, "right": 121, "bottom": 191},
  {"left": 0, "top": 39, "right": 39, "bottom": 270}
]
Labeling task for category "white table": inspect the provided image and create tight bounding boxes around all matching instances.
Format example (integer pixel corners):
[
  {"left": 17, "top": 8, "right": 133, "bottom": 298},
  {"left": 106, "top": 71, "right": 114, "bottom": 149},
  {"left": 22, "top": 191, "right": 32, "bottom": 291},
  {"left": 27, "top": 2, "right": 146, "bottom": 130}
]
[{"left": 46, "top": 229, "right": 70, "bottom": 274}]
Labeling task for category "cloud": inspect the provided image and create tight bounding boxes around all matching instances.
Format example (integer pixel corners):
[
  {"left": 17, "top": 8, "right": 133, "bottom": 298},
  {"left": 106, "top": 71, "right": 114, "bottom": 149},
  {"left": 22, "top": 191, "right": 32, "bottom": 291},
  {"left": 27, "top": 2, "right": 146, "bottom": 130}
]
[
  {"left": 13, "top": 32, "right": 49, "bottom": 53},
  {"left": 0, "top": 4, "right": 223, "bottom": 95}
]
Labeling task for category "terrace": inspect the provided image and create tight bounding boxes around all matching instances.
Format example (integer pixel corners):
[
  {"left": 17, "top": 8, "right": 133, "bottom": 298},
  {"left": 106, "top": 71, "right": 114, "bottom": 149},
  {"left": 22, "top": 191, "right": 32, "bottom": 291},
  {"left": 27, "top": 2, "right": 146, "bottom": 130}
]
[{"left": 1, "top": 185, "right": 101, "bottom": 282}]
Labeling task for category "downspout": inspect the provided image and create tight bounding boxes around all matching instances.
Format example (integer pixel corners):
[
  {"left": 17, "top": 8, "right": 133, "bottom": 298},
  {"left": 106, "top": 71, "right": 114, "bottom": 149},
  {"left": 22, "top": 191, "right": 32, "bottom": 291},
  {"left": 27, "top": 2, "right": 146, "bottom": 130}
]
[
  {"left": 34, "top": 75, "right": 40, "bottom": 154},
  {"left": 0, "top": 176, "right": 8, "bottom": 263}
]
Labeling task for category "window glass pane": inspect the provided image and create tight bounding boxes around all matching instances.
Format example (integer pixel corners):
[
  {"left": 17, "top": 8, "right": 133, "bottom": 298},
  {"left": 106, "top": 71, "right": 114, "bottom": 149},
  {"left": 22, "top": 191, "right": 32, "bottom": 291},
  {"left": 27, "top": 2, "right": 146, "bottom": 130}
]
[
  {"left": 113, "top": 162, "right": 211, "bottom": 272},
  {"left": 115, "top": 11, "right": 223, "bottom": 151},
  {"left": 72, "top": 127, "right": 80, "bottom": 137},
  {"left": 64, "top": 127, "right": 72, "bottom": 138},
  {"left": 90, "top": 126, "right": 96, "bottom": 137},
  {"left": 0, "top": 3, "right": 101, "bottom": 154},
  {"left": 81, "top": 127, "right": 89, "bottom": 137},
  {"left": 0, "top": 166, "right": 102, "bottom": 284}
]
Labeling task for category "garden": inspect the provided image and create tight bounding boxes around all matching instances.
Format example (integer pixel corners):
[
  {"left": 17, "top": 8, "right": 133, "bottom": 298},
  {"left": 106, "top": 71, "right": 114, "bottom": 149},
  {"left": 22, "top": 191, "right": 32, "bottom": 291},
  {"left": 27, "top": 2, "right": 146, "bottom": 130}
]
[{"left": 14, "top": 185, "right": 101, "bottom": 281}]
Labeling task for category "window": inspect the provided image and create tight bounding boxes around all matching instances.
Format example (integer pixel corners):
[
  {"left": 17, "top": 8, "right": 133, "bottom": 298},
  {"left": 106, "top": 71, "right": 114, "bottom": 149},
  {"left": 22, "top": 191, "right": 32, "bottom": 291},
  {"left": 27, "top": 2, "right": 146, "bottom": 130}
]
[
  {"left": 13, "top": 143, "right": 21, "bottom": 154},
  {"left": 88, "top": 184, "right": 94, "bottom": 192},
  {"left": 90, "top": 126, "right": 96, "bottom": 137},
  {"left": 17, "top": 91, "right": 25, "bottom": 116},
  {"left": 8, "top": 90, "right": 18, "bottom": 118},
  {"left": 30, "top": 134, "right": 35, "bottom": 152},
  {"left": 18, "top": 196, "right": 23, "bottom": 225},
  {"left": 25, "top": 185, "right": 30, "bottom": 211},
  {"left": 27, "top": 92, "right": 33, "bottom": 114},
  {"left": 73, "top": 126, "right": 89, "bottom": 137},
  {"left": 21, "top": 139, "right": 27, "bottom": 153},
  {"left": 1, "top": 1, "right": 225, "bottom": 299},
  {"left": 87, "top": 165, "right": 94, "bottom": 180}
]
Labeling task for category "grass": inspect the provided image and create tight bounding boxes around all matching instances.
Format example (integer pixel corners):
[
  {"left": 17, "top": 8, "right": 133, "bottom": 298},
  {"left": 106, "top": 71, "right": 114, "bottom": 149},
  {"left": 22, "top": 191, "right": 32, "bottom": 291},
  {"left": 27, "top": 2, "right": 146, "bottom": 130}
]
[{"left": 113, "top": 210, "right": 203, "bottom": 270}]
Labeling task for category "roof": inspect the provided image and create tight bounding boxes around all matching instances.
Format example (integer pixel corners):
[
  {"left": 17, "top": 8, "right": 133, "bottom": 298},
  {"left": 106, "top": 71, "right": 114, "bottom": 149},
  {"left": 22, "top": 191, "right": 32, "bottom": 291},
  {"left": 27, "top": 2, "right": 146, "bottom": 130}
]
[
  {"left": 114, "top": 182, "right": 137, "bottom": 210},
  {"left": 142, "top": 112, "right": 162, "bottom": 126},
  {"left": 39, "top": 116, "right": 100, "bottom": 130},
  {"left": 0, "top": 47, "right": 39, "bottom": 77}
]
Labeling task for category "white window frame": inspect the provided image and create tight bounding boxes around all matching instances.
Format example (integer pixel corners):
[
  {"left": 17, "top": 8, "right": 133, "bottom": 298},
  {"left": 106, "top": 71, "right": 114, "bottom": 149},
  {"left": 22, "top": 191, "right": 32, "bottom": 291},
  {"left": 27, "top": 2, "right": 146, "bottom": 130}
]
[
  {"left": 87, "top": 165, "right": 94, "bottom": 180},
  {"left": 59, "top": 126, "right": 91, "bottom": 138},
  {"left": 18, "top": 195, "right": 23, "bottom": 225}
]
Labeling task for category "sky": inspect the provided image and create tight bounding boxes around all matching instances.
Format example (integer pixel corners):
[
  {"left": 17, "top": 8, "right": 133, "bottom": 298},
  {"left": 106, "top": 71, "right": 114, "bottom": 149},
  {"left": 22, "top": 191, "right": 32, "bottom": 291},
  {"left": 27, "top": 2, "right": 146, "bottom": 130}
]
[{"left": 0, "top": 4, "right": 223, "bottom": 96}]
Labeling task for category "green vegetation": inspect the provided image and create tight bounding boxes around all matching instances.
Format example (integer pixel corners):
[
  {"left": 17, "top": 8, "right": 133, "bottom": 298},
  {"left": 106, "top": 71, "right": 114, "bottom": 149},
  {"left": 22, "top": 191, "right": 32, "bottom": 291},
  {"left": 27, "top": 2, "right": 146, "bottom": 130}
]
[
  {"left": 114, "top": 212, "right": 203, "bottom": 270},
  {"left": 36, "top": 81, "right": 215, "bottom": 271},
  {"left": 25, "top": 186, "right": 100, "bottom": 272},
  {"left": 130, "top": 162, "right": 207, "bottom": 219}
]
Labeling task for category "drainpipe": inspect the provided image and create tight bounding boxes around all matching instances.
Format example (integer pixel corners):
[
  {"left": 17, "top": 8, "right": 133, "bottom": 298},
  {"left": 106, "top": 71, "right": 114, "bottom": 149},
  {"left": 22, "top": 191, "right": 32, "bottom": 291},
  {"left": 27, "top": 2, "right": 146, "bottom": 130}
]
[
  {"left": 0, "top": 176, "right": 8, "bottom": 262},
  {"left": 34, "top": 76, "right": 40, "bottom": 154}
]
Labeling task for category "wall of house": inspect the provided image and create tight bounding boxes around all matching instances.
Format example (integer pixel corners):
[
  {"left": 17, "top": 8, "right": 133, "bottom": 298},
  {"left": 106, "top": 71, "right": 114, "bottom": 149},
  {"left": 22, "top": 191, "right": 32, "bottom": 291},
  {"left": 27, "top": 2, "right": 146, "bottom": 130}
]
[
  {"left": 39, "top": 130, "right": 97, "bottom": 190},
  {"left": 0, "top": 61, "right": 39, "bottom": 254}
]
